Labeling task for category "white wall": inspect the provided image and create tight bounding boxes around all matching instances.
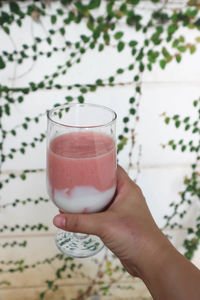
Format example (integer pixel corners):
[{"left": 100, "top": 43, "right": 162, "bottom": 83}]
[{"left": 0, "top": 1, "right": 200, "bottom": 299}]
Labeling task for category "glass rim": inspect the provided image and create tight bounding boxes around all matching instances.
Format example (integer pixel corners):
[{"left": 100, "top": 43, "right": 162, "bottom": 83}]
[{"left": 47, "top": 103, "right": 117, "bottom": 129}]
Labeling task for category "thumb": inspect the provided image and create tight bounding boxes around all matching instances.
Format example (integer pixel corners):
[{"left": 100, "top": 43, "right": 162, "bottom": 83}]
[{"left": 53, "top": 212, "right": 104, "bottom": 236}]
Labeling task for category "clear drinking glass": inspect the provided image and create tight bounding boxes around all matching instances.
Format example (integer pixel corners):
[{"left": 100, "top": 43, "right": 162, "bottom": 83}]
[{"left": 46, "top": 103, "right": 117, "bottom": 258}]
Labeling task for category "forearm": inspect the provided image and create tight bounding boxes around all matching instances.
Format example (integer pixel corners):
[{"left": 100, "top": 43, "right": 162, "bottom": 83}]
[{"left": 138, "top": 235, "right": 200, "bottom": 300}]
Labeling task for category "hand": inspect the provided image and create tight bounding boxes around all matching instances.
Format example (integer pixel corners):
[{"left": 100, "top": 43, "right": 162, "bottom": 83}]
[
  {"left": 53, "top": 166, "right": 200, "bottom": 300},
  {"left": 53, "top": 165, "right": 168, "bottom": 277}
]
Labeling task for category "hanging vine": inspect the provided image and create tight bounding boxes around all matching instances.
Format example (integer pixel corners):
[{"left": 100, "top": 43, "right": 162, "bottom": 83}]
[{"left": 0, "top": 0, "right": 200, "bottom": 299}]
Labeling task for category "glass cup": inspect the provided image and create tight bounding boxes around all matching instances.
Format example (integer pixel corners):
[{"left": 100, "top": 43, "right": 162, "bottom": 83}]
[{"left": 46, "top": 103, "right": 117, "bottom": 258}]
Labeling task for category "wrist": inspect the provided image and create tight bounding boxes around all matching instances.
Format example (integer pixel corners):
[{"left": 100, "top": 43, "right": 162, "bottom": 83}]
[{"left": 136, "top": 229, "right": 174, "bottom": 280}]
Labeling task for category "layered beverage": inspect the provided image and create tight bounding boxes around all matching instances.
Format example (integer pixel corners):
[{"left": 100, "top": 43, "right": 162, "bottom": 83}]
[{"left": 47, "top": 131, "right": 116, "bottom": 213}]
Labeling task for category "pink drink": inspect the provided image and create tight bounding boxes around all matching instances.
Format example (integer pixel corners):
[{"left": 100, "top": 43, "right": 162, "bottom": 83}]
[{"left": 47, "top": 131, "right": 116, "bottom": 213}]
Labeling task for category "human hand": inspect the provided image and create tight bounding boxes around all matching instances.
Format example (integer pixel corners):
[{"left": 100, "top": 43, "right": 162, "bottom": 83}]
[
  {"left": 53, "top": 165, "right": 169, "bottom": 277},
  {"left": 53, "top": 166, "right": 200, "bottom": 300}
]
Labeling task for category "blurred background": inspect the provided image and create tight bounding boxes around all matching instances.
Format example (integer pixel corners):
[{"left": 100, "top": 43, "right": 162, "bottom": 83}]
[{"left": 0, "top": 0, "right": 200, "bottom": 299}]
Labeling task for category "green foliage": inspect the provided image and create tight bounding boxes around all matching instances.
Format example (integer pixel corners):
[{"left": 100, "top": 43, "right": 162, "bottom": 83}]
[
  {"left": 0, "top": 0, "right": 200, "bottom": 298},
  {"left": 0, "top": 56, "right": 5, "bottom": 69},
  {"left": 162, "top": 98, "right": 200, "bottom": 259}
]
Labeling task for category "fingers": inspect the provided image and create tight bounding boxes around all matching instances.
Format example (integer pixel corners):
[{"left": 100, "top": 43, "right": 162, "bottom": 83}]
[
  {"left": 117, "top": 165, "right": 141, "bottom": 189},
  {"left": 116, "top": 165, "right": 133, "bottom": 190},
  {"left": 117, "top": 165, "right": 129, "bottom": 183},
  {"left": 53, "top": 212, "right": 105, "bottom": 236}
]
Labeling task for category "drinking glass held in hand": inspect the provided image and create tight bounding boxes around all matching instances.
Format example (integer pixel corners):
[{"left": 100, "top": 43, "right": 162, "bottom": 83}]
[{"left": 46, "top": 103, "right": 117, "bottom": 257}]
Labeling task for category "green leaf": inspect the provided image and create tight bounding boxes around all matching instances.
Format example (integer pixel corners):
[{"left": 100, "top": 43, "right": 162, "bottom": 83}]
[
  {"left": 9, "top": 173, "right": 16, "bottom": 179},
  {"left": 87, "top": 19, "right": 94, "bottom": 31},
  {"left": 3, "top": 26, "right": 10, "bottom": 35},
  {"left": 103, "top": 32, "right": 110, "bottom": 46},
  {"left": 151, "top": 32, "right": 162, "bottom": 45},
  {"left": 177, "top": 45, "right": 186, "bottom": 53},
  {"left": 18, "top": 96, "right": 24, "bottom": 103},
  {"left": 181, "top": 145, "right": 186, "bottom": 152},
  {"left": 184, "top": 117, "right": 190, "bottom": 123},
  {"left": 139, "top": 62, "right": 145, "bottom": 72},
  {"left": 188, "top": 228, "right": 194, "bottom": 234},
  {"left": 134, "top": 75, "right": 139, "bottom": 81},
  {"left": 192, "top": 127, "right": 199, "bottom": 133},
  {"left": 4, "top": 104, "right": 10, "bottom": 115},
  {"left": 20, "top": 174, "right": 26, "bottom": 180},
  {"left": 136, "top": 86, "right": 141, "bottom": 93},
  {"left": 175, "top": 54, "right": 181, "bottom": 63},
  {"left": 78, "top": 95, "right": 84, "bottom": 103},
  {"left": 98, "top": 44, "right": 104, "bottom": 51},
  {"left": 96, "top": 79, "right": 103, "bottom": 85},
  {"left": 165, "top": 117, "right": 170, "bottom": 124},
  {"left": 128, "top": 64, "right": 134, "bottom": 70},
  {"left": 20, "top": 148, "right": 25, "bottom": 154},
  {"left": 0, "top": 56, "right": 6, "bottom": 69},
  {"left": 40, "top": 291, "right": 45, "bottom": 299},
  {"left": 131, "top": 48, "right": 137, "bottom": 56},
  {"left": 160, "top": 59, "right": 166, "bottom": 69},
  {"left": 178, "top": 35, "right": 184, "bottom": 43},
  {"left": 16, "top": 19, "right": 22, "bottom": 27},
  {"left": 173, "top": 114, "right": 179, "bottom": 120},
  {"left": 80, "top": 87, "right": 87, "bottom": 94},
  {"left": 129, "top": 40, "right": 138, "bottom": 47},
  {"left": 162, "top": 47, "right": 170, "bottom": 58},
  {"left": 129, "top": 97, "right": 135, "bottom": 104},
  {"left": 117, "top": 41, "right": 125, "bottom": 52},
  {"left": 127, "top": 0, "right": 140, "bottom": 5},
  {"left": 123, "top": 117, "right": 129, "bottom": 123},
  {"left": 117, "top": 68, "right": 123, "bottom": 74},
  {"left": 56, "top": 9, "right": 64, "bottom": 15},
  {"left": 11, "top": 130, "right": 16, "bottom": 136},
  {"left": 147, "top": 64, "right": 152, "bottom": 71},
  {"left": 193, "top": 100, "right": 198, "bottom": 107},
  {"left": 9, "top": 2, "right": 20, "bottom": 14},
  {"left": 186, "top": 8, "right": 198, "bottom": 17},
  {"left": 51, "top": 15, "right": 57, "bottom": 24},
  {"left": 190, "top": 45, "right": 196, "bottom": 54},
  {"left": 130, "top": 108, "right": 136, "bottom": 115},
  {"left": 185, "top": 124, "right": 190, "bottom": 131},
  {"left": 46, "top": 37, "right": 52, "bottom": 45},
  {"left": 80, "top": 47, "right": 85, "bottom": 54},
  {"left": 114, "top": 31, "right": 124, "bottom": 40},
  {"left": 172, "top": 39, "right": 179, "bottom": 48},
  {"left": 46, "top": 280, "right": 54, "bottom": 289},
  {"left": 88, "top": 0, "right": 101, "bottom": 9},
  {"left": 175, "top": 120, "right": 181, "bottom": 128},
  {"left": 168, "top": 24, "right": 178, "bottom": 35},
  {"left": 61, "top": 0, "right": 73, "bottom": 5},
  {"left": 49, "top": 29, "right": 55, "bottom": 35},
  {"left": 65, "top": 96, "right": 73, "bottom": 102},
  {"left": 0, "top": 11, "right": 10, "bottom": 26},
  {"left": 60, "top": 27, "right": 65, "bottom": 36}
]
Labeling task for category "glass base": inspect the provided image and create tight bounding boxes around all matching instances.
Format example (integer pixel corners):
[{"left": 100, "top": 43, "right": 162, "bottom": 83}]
[{"left": 55, "top": 229, "right": 104, "bottom": 258}]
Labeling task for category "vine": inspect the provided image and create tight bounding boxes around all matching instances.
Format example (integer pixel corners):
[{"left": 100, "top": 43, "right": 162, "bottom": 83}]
[
  {"left": 0, "top": 0, "right": 200, "bottom": 299},
  {"left": 162, "top": 98, "right": 200, "bottom": 259}
]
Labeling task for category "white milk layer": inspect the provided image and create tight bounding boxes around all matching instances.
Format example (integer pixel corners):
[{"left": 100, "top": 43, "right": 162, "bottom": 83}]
[{"left": 47, "top": 183, "right": 116, "bottom": 213}]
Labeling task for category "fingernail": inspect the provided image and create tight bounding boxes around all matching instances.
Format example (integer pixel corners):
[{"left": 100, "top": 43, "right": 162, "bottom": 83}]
[{"left": 53, "top": 215, "right": 66, "bottom": 228}]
